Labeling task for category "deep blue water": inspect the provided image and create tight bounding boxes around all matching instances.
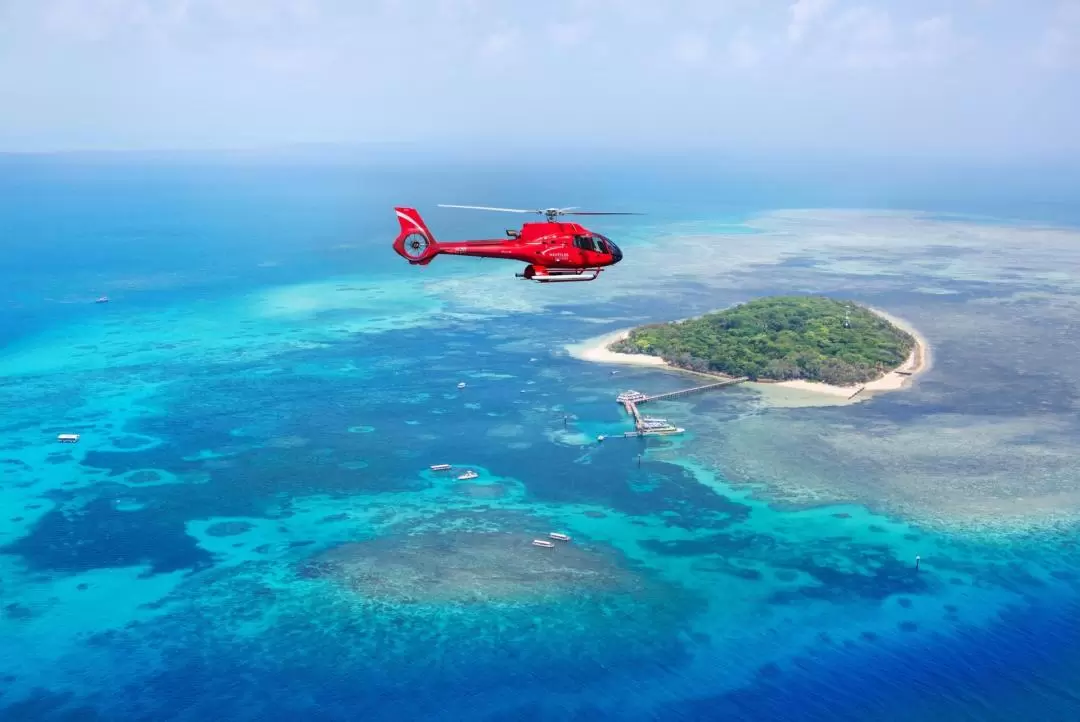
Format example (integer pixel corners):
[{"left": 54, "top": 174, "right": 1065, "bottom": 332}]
[{"left": 2, "top": 153, "right": 1080, "bottom": 720}]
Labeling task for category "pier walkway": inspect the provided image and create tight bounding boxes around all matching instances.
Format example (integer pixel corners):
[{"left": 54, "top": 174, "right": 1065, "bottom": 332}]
[
  {"left": 613, "top": 375, "right": 748, "bottom": 436},
  {"left": 635, "top": 377, "right": 747, "bottom": 404}
]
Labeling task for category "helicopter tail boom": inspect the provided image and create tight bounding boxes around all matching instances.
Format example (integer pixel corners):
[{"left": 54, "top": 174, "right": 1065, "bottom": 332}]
[{"left": 393, "top": 207, "right": 441, "bottom": 265}]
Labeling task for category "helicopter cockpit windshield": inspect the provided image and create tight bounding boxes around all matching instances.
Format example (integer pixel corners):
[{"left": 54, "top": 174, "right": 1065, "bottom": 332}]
[
  {"left": 595, "top": 234, "right": 622, "bottom": 262},
  {"left": 572, "top": 233, "right": 622, "bottom": 262}
]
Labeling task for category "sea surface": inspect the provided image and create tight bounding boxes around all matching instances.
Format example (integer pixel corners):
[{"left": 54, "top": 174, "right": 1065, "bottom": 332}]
[{"left": 2, "top": 153, "right": 1080, "bottom": 721}]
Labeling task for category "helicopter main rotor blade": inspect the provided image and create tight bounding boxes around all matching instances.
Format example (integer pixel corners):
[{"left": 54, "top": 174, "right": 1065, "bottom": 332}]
[
  {"left": 437, "top": 204, "right": 645, "bottom": 217},
  {"left": 438, "top": 204, "right": 536, "bottom": 213}
]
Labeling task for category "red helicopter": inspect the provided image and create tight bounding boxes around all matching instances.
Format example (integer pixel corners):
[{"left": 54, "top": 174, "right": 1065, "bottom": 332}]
[{"left": 392, "top": 204, "right": 641, "bottom": 282}]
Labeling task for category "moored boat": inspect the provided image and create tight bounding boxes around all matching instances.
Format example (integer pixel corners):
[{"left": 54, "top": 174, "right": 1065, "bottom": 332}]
[
  {"left": 549, "top": 532, "right": 571, "bottom": 542},
  {"left": 532, "top": 539, "right": 555, "bottom": 548},
  {"left": 457, "top": 470, "right": 479, "bottom": 480},
  {"left": 637, "top": 417, "right": 685, "bottom": 436},
  {"left": 616, "top": 390, "right": 647, "bottom": 403},
  {"left": 430, "top": 463, "right": 451, "bottom": 471},
  {"left": 639, "top": 426, "right": 685, "bottom": 436}
]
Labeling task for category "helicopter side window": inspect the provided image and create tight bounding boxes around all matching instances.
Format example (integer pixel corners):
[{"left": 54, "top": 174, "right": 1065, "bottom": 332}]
[{"left": 574, "top": 235, "right": 598, "bottom": 252}]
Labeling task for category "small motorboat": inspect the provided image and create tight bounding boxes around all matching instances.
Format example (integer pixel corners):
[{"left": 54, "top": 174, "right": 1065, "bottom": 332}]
[
  {"left": 95, "top": 296, "right": 109, "bottom": 304},
  {"left": 457, "top": 470, "right": 479, "bottom": 481},
  {"left": 430, "top": 463, "right": 451, "bottom": 471},
  {"left": 457, "top": 382, "right": 467, "bottom": 389},
  {"left": 57, "top": 433, "right": 81, "bottom": 443},
  {"left": 532, "top": 539, "right": 555, "bottom": 548},
  {"left": 549, "top": 532, "right": 571, "bottom": 542}
]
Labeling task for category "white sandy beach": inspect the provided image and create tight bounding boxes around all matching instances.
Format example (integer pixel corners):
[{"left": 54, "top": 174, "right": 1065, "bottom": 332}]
[
  {"left": 564, "top": 329, "right": 669, "bottom": 368},
  {"left": 566, "top": 307, "right": 931, "bottom": 406}
]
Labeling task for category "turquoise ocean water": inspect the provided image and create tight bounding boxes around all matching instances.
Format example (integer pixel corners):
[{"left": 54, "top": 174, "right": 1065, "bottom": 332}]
[{"left": 2, "top": 153, "right": 1080, "bottom": 720}]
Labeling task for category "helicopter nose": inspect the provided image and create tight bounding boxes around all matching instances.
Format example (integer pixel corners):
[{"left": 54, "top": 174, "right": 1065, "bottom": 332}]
[{"left": 608, "top": 241, "right": 623, "bottom": 264}]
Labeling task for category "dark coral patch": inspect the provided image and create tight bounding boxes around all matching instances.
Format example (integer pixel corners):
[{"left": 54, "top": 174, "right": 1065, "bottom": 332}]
[
  {"left": 205, "top": 521, "right": 255, "bottom": 537},
  {"left": 1, "top": 497, "right": 212, "bottom": 575}
]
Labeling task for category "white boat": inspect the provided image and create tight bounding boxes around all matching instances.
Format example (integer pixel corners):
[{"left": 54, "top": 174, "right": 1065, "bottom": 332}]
[
  {"left": 532, "top": 539, "right": 555, "bottom": 548},
  {"left": 57, "top": 433, "right": 81, "bottom": 443},
  {"left": 457, "top": 382, "right": 467, "bottom": 389},
  {"left": 640, "top": 426, "right": 685, "bottom": 436},
  {"left": 457, "top": 470, "right": 479, "bottom": 480},
  {"left": 549, "top": 532, "right": 571, "bottom": 542},
  {"left": 430, "top": 463, "right": 451, "bottom": 471},
  {"left": 638, "top": 417, "right": 685, "bottom": 435}
]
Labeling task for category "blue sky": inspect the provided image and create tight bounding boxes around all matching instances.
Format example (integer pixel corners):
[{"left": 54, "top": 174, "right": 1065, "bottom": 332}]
[{"left": 0, "top": 0, "right": 1078, "bottom": 157}]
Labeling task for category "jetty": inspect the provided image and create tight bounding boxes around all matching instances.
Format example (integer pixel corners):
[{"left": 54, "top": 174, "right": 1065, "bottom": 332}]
[
  {"left": 630, "top": 377, "right": 747, "bottom": 404},
  {"left": 613, "top": 376, "right": 747, "bottom": 437}
]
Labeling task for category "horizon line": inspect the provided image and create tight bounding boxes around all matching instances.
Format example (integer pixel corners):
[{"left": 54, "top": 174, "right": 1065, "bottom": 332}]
[{"left": 1, "top": 142, "right": 1079, "bottom": 168}]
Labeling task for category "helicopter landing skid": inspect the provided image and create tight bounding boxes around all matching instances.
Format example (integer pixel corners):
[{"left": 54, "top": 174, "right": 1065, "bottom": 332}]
[{"left": 516, "top": 266, "right": 603, "bottom": 283}]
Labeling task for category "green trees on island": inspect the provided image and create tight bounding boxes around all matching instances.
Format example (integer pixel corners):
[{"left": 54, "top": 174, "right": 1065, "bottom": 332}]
[{"left": 609, "top": 296, "right": 915, "bottom": 386}]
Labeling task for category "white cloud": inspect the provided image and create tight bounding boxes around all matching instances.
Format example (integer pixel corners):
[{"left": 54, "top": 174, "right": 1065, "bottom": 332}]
[
  {"left": 787, "top": 0, "right": 834, "bottom": 44},
  {"left": 0, "top": 0, "right": 1075, "bottom": 154},
  {"left": 39, "top": 0, "right": 153, "bottom": 42},
  {"left": 1035, "top": 0, "right": 1080, "bottom": 69},
  {"left": 803, "top": 7, "right": 968, "bottom": 71},
  {"left": 244, "top": 45, "right": 330, "bottom": 73},
  {"left": 728, "top": 28, "right": 762, "bottom": 68},
  {"left": 911, "top": 15, "right": 965, "bottom": 67},
  {"left": 831, "top": 6, "right": 897, "bottom": 69},
  {"left": 672, "top": 32, "right": 709, "bottom": 66},
  {"left": 549, "top": 21, "right": 590, "bottom": 47},
  {"left": 479, "top": 28, "right": 520, "bottom": 58}
]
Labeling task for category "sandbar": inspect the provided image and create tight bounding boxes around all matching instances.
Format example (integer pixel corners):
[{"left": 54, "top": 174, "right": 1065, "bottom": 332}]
[{"left": 567, "top": 307, "right": 931, "bottom": 406}]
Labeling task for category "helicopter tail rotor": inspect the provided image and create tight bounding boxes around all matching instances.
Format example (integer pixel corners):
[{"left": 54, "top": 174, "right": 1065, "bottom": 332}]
[{"left": 393, "top": 207, "right": 441, "bottom": 265}]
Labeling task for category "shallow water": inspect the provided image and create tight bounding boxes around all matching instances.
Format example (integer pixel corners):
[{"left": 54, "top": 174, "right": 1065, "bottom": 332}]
[{"left": 2, "top": 159, "right": 1080, "bottom": 720}]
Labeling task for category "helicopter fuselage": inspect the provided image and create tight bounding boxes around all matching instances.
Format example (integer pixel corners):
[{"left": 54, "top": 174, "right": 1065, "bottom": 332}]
[{"left": 435, "top": 222, "right": 623, "bottom": 269}]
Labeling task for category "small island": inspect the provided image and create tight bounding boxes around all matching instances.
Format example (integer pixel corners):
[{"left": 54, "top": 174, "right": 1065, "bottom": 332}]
[
  {"left": 569, "top": 296, "right": 928, "bottom": 402},
  {"left": 611, "top": 296, "right": 914, "bottom": 384}
]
